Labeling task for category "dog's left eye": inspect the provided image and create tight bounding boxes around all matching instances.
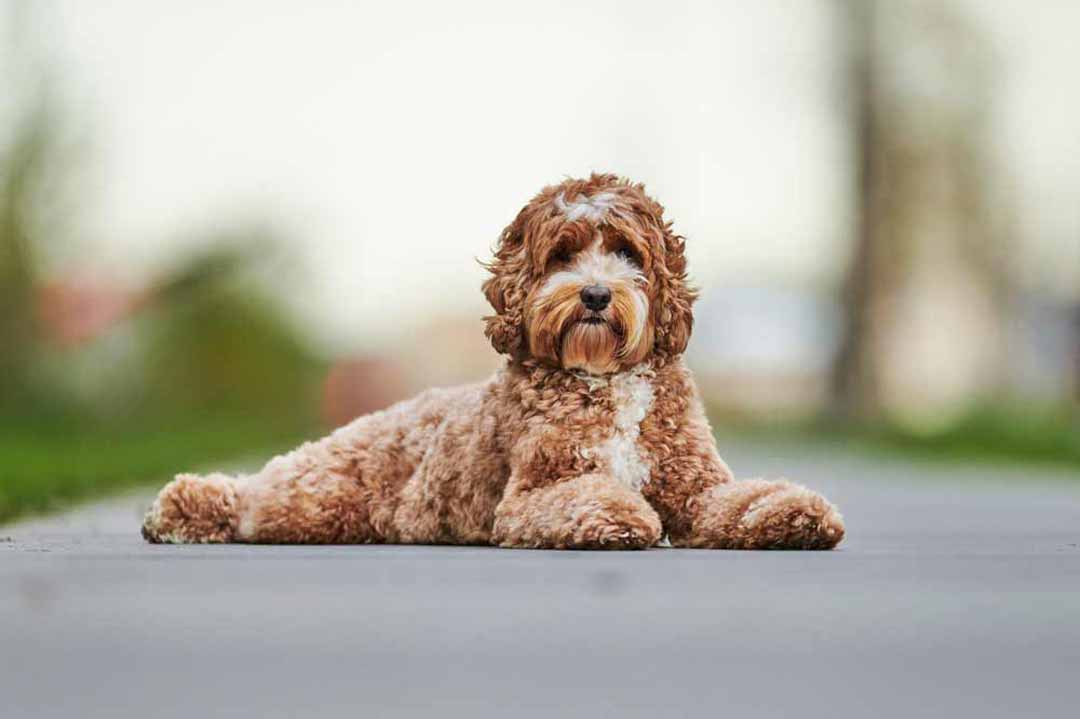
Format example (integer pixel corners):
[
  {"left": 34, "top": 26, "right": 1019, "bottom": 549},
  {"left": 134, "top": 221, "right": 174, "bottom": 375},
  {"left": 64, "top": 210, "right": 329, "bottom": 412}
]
[{"left": 615, "top": 246, "right": 639, "bottom": 265}]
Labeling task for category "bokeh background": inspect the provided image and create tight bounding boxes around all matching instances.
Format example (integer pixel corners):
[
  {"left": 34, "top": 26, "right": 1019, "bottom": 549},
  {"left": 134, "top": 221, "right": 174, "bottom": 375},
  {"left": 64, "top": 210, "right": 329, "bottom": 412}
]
[{"left": 2, "top": 0, "right": 1077, "bottom": 523}]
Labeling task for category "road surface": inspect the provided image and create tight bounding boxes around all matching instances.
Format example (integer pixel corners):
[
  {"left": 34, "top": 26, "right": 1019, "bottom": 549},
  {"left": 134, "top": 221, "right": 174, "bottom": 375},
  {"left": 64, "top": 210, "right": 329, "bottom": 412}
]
[{"left": 3, "top": 439, "right": 1079, "bottom": 718}]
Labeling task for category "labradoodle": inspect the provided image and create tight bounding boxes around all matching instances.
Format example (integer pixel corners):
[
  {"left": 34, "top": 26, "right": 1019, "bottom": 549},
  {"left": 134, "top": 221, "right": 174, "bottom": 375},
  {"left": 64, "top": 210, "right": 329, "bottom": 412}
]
[{"left": 142, "top": 173, "right": 845, "bottom": 550}]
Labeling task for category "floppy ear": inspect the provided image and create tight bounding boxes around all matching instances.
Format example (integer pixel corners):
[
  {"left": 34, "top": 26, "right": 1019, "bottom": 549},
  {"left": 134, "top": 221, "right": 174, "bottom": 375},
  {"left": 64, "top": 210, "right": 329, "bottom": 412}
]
[
  {"left": 652, "top": 224, "right": 696, "bottom": 357},
  {"left": 481, "top": 217, "right": 530, "bottom": 357}
]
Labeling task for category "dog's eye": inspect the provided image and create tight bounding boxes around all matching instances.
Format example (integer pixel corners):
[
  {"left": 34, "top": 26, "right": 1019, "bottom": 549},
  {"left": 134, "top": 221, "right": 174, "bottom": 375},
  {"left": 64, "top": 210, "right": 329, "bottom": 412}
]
[
  {"left": 615, "top": 246, "right": 639, "bottom": 265},
  {"left": 550, "top": 247, "right": 573, "bottom": 265}
]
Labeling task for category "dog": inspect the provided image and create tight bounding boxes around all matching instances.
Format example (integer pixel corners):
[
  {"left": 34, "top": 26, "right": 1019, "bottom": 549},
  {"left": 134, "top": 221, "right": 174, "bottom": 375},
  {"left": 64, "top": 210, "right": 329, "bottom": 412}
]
[{"left": 142, "top": 174, "right": 845, "bottom": 550}]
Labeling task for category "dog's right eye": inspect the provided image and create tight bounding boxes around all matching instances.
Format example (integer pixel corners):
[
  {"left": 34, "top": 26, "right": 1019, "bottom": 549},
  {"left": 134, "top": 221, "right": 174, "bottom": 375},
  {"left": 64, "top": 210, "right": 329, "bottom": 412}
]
[{"left": 550, "top": 247, "right": 572, "bottom": 265}]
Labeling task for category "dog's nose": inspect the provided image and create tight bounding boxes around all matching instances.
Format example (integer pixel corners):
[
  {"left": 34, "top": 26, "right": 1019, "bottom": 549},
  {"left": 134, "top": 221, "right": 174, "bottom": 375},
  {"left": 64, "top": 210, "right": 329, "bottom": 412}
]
[{"left": 580, "top": 285, "right": 611, "bottom": 311}]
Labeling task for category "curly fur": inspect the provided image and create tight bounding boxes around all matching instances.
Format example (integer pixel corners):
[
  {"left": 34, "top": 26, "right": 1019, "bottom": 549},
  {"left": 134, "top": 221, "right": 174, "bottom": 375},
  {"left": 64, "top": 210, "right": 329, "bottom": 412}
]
[{"left": 143, "top": 173, "right": 845, "bottom": 550}]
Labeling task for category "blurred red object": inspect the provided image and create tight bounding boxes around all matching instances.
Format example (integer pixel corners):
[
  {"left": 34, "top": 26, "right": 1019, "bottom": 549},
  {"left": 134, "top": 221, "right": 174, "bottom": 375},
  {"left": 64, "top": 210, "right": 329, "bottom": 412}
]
[
  {"left": 36, "top": 279, "right": 148, "bottom": 347},
  {"left": 322, "top": 357, "right": 408, "bottom": 427}
]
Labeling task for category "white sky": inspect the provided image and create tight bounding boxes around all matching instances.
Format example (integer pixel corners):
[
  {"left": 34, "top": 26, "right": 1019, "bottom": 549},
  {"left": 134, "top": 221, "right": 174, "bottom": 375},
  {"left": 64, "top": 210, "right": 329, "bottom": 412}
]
[{"left": 10, "top": 0, "right": 1079, "bottom": 351}]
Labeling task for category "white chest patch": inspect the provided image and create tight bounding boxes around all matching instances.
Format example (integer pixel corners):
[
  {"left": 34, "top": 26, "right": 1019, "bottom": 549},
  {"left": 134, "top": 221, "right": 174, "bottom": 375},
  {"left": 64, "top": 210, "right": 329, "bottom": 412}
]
[{"left": 584, "top": 364, "right": 655, "bottom": 491}]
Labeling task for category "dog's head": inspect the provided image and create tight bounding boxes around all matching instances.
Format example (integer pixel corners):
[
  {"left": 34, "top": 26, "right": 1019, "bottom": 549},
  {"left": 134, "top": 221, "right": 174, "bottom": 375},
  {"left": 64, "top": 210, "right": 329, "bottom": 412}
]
[{"left": 482, "top": 174, "right": 695, "bottom": 375}]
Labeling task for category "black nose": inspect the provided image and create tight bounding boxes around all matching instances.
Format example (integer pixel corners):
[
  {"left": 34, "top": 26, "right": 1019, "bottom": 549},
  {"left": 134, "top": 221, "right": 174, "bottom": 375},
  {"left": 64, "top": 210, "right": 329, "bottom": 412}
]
[{"left": 580, "top": 285, "right": 611, "bottom": 311}]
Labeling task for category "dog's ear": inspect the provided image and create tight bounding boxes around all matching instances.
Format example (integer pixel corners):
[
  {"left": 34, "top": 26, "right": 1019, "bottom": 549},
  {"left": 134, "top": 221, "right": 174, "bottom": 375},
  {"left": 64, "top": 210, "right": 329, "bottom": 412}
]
[
  {"left": 652, "top": 223, "right": 696, "bottom": 357},
  {"left": 481, "top": 217, "right": 529, "bottom": 357}
]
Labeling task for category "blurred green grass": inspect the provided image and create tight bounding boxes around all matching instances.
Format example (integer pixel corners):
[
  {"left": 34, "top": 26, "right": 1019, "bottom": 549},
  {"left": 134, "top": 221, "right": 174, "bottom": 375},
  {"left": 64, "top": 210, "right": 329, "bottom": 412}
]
[
  {"left": 0, "top": 413, "right": 320, "bottom": 524},
  {"left": 716, "top": 403, "right": 1080, "bottom": 471}
]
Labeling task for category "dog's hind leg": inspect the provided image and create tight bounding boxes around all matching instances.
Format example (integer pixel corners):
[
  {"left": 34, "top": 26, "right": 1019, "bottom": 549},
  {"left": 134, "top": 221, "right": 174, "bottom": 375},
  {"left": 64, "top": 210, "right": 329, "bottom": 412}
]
[
  {"left": 142, "top": 448, "right": 383, "bottom": 544},
  {"left": 231, "top": 450, "right": 380, "bottom": 544}
]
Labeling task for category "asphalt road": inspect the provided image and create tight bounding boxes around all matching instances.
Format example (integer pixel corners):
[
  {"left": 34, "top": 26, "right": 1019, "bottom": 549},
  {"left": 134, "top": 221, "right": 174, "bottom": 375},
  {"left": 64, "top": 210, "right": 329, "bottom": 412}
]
[{"left": 3, "top": 439, "right": 1079, "bottom": 719}]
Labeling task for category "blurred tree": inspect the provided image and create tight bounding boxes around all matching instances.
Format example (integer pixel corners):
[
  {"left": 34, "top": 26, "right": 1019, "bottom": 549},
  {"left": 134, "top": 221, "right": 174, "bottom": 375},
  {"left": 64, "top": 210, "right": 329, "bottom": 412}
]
[
  {"left": 0, "top": 110, "right": 41, "bottom": 409},
  {"left": 1074, "top": 304, "right": 1080, "bottom": 404},
  {"left": 138, "top": 239, "right": 324, "bottom": 419},
  {"left": 0, "top": 2, "right": 66, "bottom": 412},
  {"left": 0, "top": 1, "right": 323, "bottom": 427},
  {"left": 0, "top": 2, "right": 326, "bottom": 521},
  {"left": 830, "top": 0, "right": 879, "bottom": 420},
  {"left": 832, "top": 0, "right": 1014, "bottom": 428}
]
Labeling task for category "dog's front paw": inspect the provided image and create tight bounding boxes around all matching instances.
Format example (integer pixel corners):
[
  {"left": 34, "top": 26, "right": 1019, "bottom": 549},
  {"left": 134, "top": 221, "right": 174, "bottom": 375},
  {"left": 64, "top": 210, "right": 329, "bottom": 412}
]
[
  {"left": 493, "top": 473, "right": 662, "bottom": 550},
  {"left": 568, "top": 504, "right": 662, "bottom": 550},
  {"left": 686, "top": 478, "right": 845, "bottom": 550},
  {"left": 570, "top": 507, "right": 660, "bottom": 546}
]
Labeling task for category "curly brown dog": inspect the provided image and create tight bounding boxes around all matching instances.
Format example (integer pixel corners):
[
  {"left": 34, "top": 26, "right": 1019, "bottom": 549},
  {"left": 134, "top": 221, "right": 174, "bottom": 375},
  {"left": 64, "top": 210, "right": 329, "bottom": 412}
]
[{"left": 142, "top": 173, "right": 845, "bottom": 550}]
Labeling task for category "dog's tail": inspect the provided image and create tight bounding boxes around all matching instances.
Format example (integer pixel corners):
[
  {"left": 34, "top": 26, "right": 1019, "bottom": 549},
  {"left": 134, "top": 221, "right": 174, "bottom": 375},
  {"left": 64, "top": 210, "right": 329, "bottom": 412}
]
[{"left": 141, "top": 472, "right": 240, "bottom": 544}]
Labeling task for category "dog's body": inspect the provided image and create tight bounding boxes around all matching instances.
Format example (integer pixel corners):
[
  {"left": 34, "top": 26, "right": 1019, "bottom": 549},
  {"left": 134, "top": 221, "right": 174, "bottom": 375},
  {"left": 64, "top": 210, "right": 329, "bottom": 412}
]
[{"left": 143, "top": 174, "right": 845, "bottom": 550}]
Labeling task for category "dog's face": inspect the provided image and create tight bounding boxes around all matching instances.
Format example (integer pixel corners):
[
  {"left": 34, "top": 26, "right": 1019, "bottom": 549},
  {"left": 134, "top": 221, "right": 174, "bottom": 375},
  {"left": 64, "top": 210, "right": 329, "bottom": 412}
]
[{"left": 482, "top": 174, "right": 695, "bottom": 374}]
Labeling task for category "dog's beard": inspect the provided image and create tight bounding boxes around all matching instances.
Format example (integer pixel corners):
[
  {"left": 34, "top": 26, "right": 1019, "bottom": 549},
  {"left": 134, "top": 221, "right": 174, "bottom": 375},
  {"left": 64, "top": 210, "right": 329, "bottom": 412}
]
[
  {"left": 526, "top": 283, "right": 652, "bottom": 375},
  {"left": 560, "top": 320, "right": 621, "bottom": 375}
]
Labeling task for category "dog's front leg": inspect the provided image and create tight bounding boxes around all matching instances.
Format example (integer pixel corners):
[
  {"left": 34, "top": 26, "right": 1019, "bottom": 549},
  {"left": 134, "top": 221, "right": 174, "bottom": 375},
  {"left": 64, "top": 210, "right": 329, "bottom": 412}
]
[
  {"left": 492, "top": 472, "right": 662, "bottom": 549},
  {"left": 674, "top": 478, "right": 845, "bottom": 550},
  {"left": 645, "top": 401, "right": 845, "bottom": 550}
]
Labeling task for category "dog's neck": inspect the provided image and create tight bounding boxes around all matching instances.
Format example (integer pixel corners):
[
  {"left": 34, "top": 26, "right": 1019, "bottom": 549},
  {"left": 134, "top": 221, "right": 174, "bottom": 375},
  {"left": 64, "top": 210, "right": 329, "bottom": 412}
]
[
  {"left": 509, "top": 356, "right": 670, "bottom": 394},
  {"left": 566, "top": 362, "right": 653, "bottom": 392}
]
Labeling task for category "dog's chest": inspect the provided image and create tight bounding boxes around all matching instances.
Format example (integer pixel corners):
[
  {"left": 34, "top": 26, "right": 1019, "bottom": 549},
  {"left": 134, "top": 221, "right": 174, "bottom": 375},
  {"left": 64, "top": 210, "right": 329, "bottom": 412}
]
[{"left": 581, "top": 367, "right": 655, "bottom": 491}]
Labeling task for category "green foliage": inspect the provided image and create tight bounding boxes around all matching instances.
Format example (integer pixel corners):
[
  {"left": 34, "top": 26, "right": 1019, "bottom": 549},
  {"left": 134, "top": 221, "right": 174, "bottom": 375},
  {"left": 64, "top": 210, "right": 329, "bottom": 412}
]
[
  {"left": 0, "top": 4, "right": 331, "bottom": 525},
  {"left": 0, "top": 97, "right": 51, "bottom": 410},
  {"left": 860, "top": 404, "right": 1080, "bottom": 468},
  {"left": 0, "top": 268, "right": 329, "bottom": 524},
  {"left": 714, "top": 403, "right": 1080, "bottom": 470},
  {"left": 140, "top": 278, "right": 323, "bottom": 416},
  {"left": 0, "top": 413, "right": 318, "bottom": 524}
]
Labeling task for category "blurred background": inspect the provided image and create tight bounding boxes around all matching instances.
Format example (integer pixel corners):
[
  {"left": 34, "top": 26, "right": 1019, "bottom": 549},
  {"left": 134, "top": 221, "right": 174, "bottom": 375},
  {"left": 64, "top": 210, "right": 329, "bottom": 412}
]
[{"left": 1, "top": 0, "right": 1077, "bottom": 523}]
